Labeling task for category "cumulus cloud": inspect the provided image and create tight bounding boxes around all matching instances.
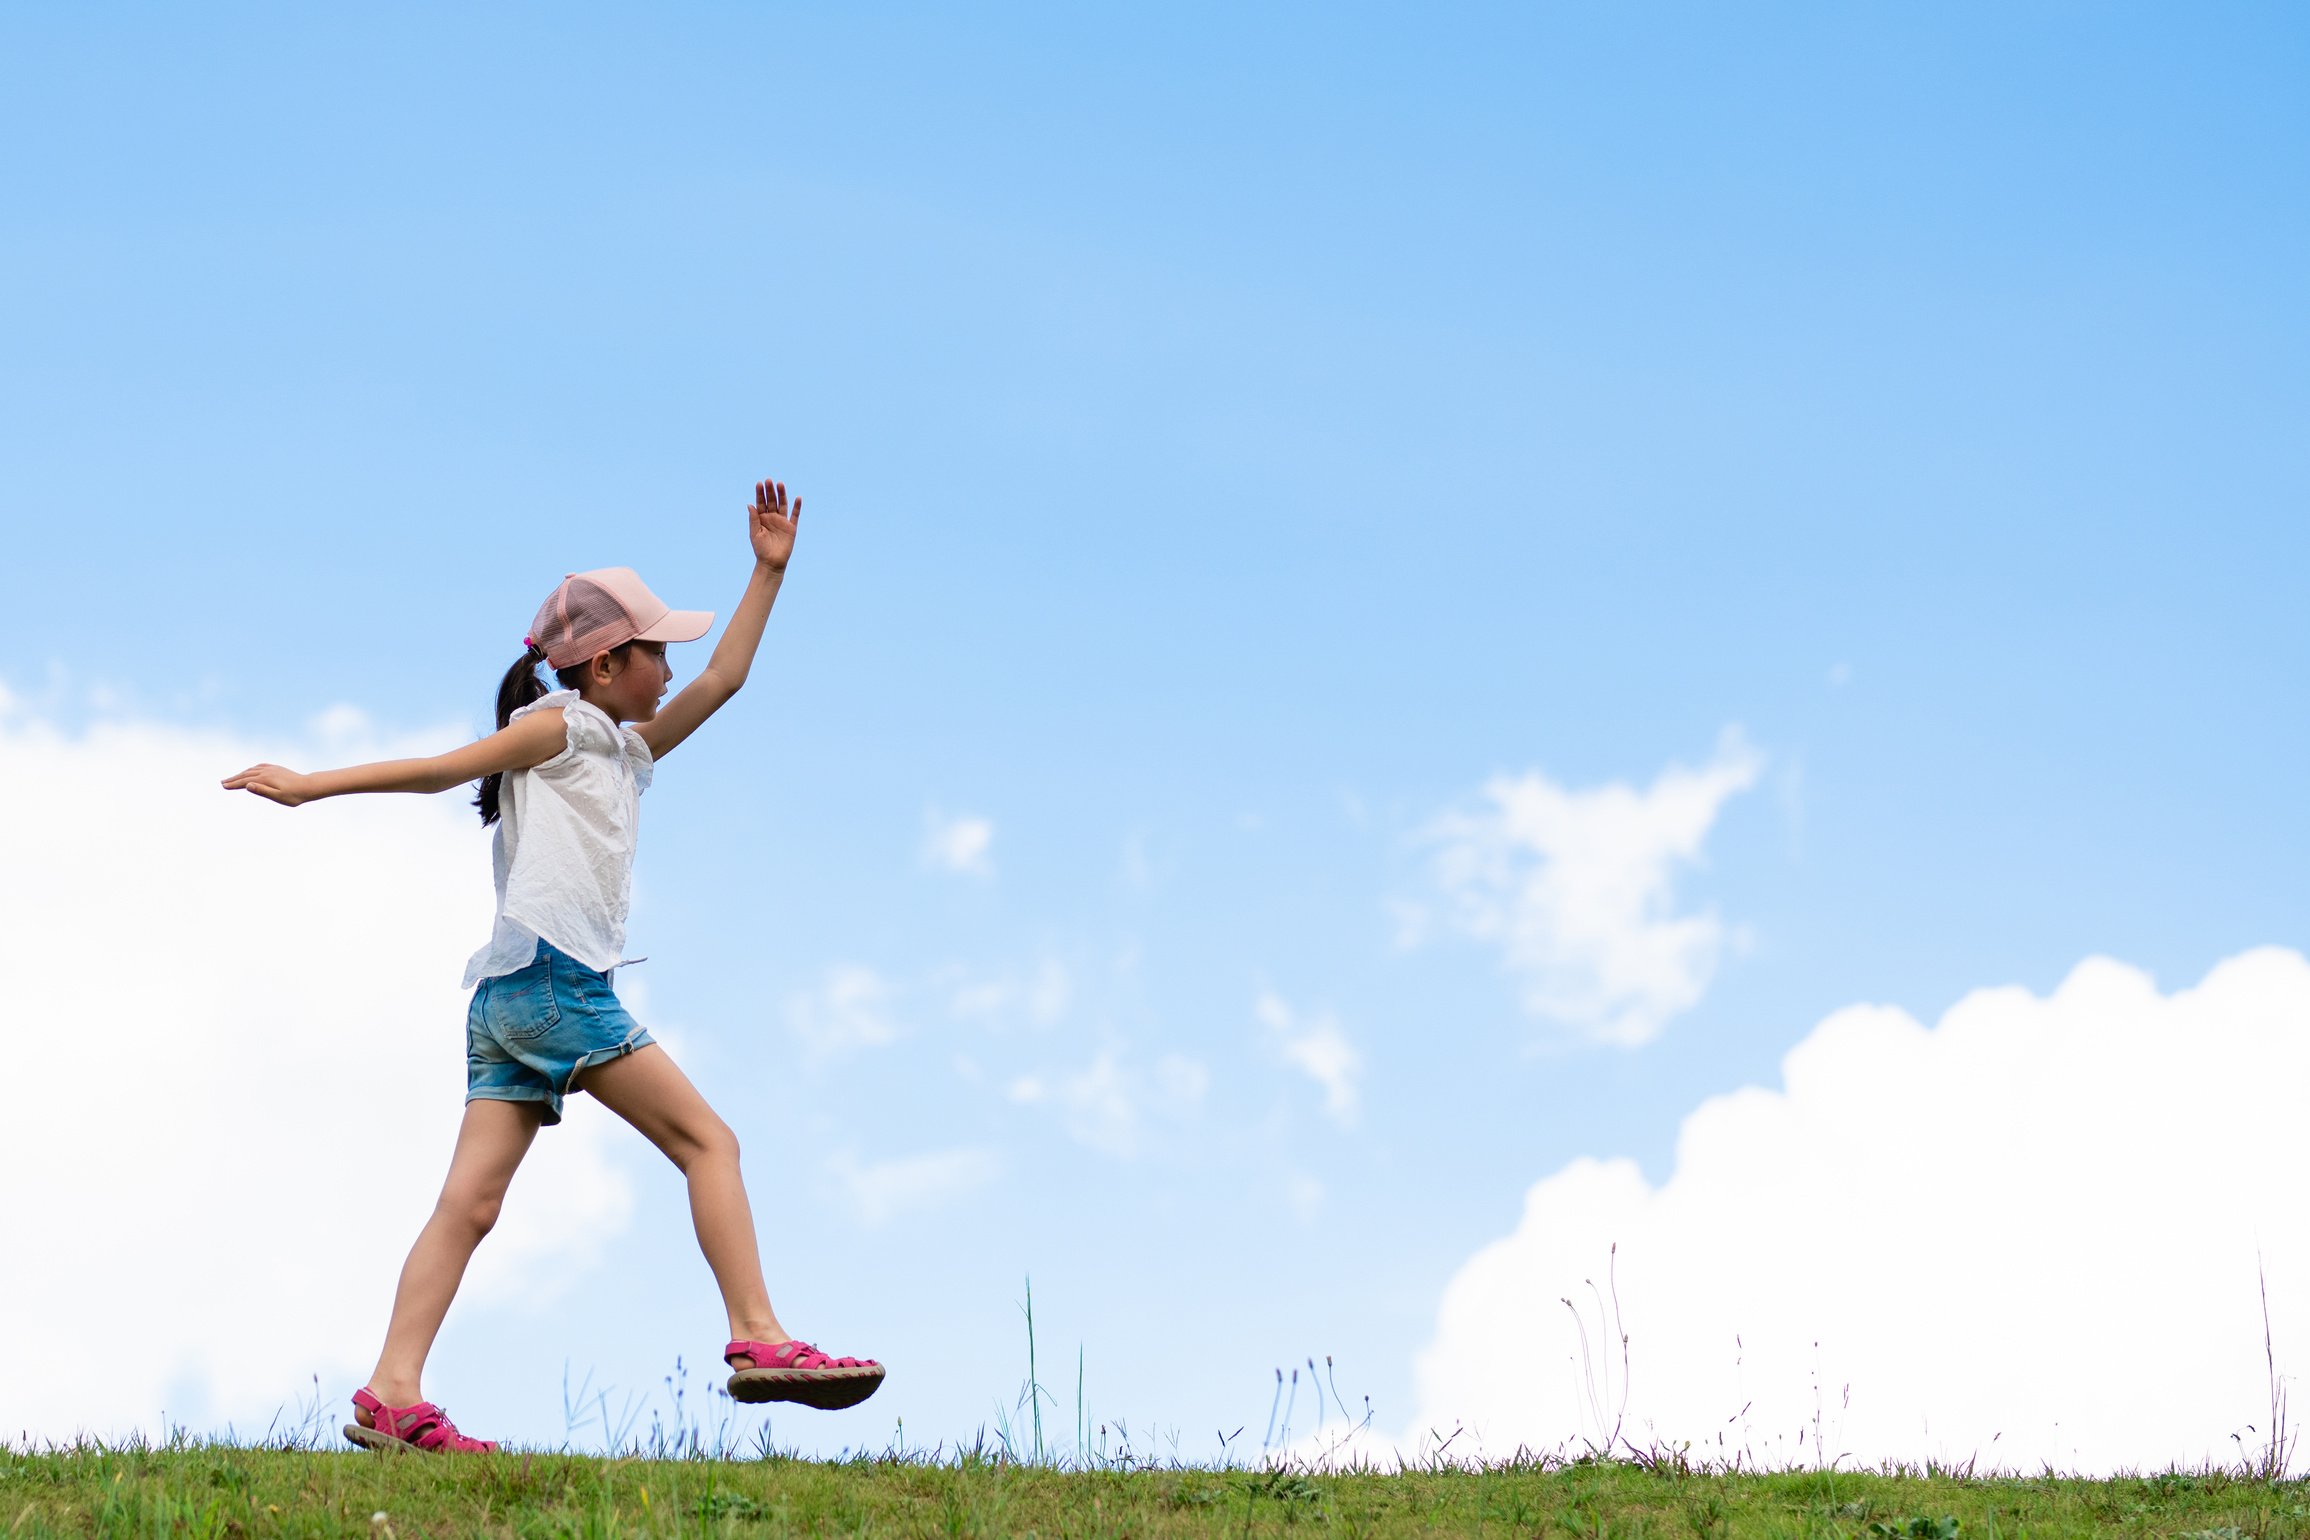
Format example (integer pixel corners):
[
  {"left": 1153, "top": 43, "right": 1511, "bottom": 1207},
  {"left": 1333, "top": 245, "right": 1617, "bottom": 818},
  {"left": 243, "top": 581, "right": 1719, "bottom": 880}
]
[
  {"left": 1007, "top": 1048, "right": 1207, "bottom": 1158},
  {"left": 1418, "top": 729, "right": 1763, "bottom": 1047},
  {"left": 1399, "top": 946, "right": 2310, "bottom": 1475},
  {"left": 785, "top": 964, "right": 900, "bottom": 1059},
  {"left": 1255, "top": 988, "right": 1362, "bottom": 1127},
  {"left": 825, "top": 1146, "right": 1002, "bottom": 1227},
  {"left": 922, "top": 809, "right": 995, "bottom": 877},
  {"left": 0, "top": 696, "right": 633, "bottom": 1443}
]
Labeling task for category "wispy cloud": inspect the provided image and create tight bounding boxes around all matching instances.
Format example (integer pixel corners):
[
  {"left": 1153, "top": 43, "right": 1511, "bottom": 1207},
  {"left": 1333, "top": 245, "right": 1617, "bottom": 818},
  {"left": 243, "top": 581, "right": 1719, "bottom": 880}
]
[
  {"left": 826, "top": 1146, "right": 1002, "bottom": 1226},
  {"left": 1283, "top": 1171, "right": 1325, "bottom": 1224},
  {"left": 1118, "top": 831, "right": 1157, "bottom": 892},
  {"left": 942, "top": 956, "right": 1071, "bottom": 1029},
  {"left": 1008, "top": 1048, "right": 1207, "bottom": 1158},
  {"left": 1255, "top": 988, "right": 1362, "bottom": 1127},
  {"left": 1413, "top": 728, "right": 1763, "bottom": 1048},
  {"left": 786, "top": 964, "right": 901, "bottom": 1059},
  {"left": 922, "top": 808, "right": 995, "bottom": 876}
]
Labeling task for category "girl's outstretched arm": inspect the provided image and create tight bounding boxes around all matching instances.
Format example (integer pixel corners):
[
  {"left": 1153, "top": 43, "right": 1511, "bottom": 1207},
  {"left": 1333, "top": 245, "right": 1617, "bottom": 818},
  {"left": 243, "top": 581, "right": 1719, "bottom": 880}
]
[
  {"left": 634, "top": 476, "right": 799, "bottom": 762},
  {"left": 221, "top": 708, "right": 569, "bottom": 808}
]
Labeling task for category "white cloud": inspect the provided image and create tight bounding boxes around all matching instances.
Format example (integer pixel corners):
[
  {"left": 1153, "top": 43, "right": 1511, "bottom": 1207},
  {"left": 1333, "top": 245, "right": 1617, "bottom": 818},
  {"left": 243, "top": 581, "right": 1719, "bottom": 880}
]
[
  {"left": 785, "top": 964, "right": 900, "bottom": 1059},
  {"left": 825, "top": 1146, "right": 1002, "bottom": 1227},
  {"left": 1255, "top": 988, "right": 1362, "bottom": 1127},
  {"left": 0, "top": 696, "right": 632, "bottom": 1443},
  {"left": 1420, "top": 729, "right": 1763, "bottom": 1047},
  {"left": 1407, "top": 946, "right": 2310, "bottom": 1475},
  {"left": 922, "top": 809, "right": 995, "bottom": 877},
  {"left": 1007, "top": 1048, "right": 1207, "bottom": 1158}
]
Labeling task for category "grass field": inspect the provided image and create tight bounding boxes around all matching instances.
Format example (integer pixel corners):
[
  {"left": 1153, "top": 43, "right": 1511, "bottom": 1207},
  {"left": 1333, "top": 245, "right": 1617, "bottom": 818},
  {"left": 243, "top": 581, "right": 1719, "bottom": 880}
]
[
  {"left": 10, "top": 1279, "right": 2298, "bottom": 1536},
  {"left": 5, "top": 1438, "right": 2307, "bottom": 1538}
]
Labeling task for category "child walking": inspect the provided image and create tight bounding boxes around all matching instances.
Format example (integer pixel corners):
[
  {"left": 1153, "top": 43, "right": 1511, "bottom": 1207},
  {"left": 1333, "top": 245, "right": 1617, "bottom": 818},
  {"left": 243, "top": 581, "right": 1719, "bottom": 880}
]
[{"left": 223, "top": 478, "right": 882, "bottom": 1453}]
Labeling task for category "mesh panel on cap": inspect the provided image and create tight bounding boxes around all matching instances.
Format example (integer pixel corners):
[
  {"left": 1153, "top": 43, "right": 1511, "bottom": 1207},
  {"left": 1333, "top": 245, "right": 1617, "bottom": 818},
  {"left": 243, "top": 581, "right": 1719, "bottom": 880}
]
[{"left": 532, "top": 576, "right": 639, "bottom": 669}]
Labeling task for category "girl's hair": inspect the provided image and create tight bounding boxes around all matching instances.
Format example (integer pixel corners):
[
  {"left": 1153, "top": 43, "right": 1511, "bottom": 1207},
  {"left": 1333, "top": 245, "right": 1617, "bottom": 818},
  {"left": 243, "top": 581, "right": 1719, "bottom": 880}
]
[{"left": 474, "top": 641, "right": 632, "bottom": 825}]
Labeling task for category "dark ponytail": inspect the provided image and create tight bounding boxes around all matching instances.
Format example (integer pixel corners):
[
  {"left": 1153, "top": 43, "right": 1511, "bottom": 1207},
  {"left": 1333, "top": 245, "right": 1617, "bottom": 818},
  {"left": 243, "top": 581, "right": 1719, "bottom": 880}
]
[
  {"left": 474, "top": 639, "right": 636, "bottom": 825},
  {"left": 476, "top": 644, "right": 551, "bottom": 826}
]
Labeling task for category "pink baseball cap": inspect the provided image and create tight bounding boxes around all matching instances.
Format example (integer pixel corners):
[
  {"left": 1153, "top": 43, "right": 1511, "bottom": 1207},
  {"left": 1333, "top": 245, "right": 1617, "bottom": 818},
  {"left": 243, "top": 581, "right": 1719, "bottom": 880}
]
[{"left": 527, "top": 567, "right": 714, "bottom": 669}]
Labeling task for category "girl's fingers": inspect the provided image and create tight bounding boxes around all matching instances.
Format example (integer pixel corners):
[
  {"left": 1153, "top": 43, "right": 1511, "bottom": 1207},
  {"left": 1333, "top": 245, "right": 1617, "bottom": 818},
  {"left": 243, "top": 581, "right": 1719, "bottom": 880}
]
[{"left": 748, "top": 476, "right": 797, "bottom": 522}]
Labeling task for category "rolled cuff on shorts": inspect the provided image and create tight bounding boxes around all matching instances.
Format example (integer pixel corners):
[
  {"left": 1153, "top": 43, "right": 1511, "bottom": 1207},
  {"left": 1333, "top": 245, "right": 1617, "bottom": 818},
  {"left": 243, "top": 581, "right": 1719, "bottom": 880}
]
[{"left": 464, "top": 938, "right": 656, "bottom": 1126}]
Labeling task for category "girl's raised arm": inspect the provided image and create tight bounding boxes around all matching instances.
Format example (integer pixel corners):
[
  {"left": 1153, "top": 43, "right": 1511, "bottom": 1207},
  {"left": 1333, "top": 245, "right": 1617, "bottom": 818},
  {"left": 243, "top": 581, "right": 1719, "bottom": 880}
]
[
  {"left": 221, "top": 707, "right": 570, "bottom": 809},
  {"left": 633, "top": 477, "right": 799, "bottom": 762}
]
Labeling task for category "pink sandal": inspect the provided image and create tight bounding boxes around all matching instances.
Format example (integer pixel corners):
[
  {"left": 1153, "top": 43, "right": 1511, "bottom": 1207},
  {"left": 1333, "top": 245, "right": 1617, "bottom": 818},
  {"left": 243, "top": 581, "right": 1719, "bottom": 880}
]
[
  {"left": 344, "top": 1387, "right": 500, "bottom": 1453},
  {"left": 725, "top": 1338, "right": 886, "bottom": 1409}
]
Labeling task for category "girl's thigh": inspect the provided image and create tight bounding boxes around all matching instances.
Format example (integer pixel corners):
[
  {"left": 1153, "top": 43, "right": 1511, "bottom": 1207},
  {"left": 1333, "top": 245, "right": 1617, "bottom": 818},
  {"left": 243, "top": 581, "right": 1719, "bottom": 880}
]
[
  {"left": 437, "top": 1097, "right": 548, "bottom": 1205},
  {"left": 575, "top": 1044, "right": 729, "bottom": 1168}
]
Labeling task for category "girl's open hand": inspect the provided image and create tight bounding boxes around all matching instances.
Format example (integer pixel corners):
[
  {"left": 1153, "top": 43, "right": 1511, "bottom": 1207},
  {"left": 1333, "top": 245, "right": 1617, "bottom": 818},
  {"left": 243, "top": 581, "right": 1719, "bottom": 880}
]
[
  {"left": 221, "top": 763, "right": 316, "bottom": 807},
  {"left": 749, "top": 478, "right": 801, "bottom": 570}
]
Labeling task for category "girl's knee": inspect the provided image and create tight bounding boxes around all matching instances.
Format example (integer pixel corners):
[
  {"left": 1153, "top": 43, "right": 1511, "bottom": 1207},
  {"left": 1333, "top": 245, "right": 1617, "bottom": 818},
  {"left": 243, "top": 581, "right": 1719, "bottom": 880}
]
[
  {"left": 678, "top": 1116, "right": 739, "bottom": 1172},
  {"left": 440, "top": 1188, "right": 505, "bottom": 1238}
]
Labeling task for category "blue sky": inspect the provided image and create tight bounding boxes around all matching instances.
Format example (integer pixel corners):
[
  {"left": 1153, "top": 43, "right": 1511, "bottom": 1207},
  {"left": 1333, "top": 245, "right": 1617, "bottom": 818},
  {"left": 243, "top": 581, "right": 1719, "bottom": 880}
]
[{"left": 4, "top": 3, "right": 2306, "bottom": 1465}]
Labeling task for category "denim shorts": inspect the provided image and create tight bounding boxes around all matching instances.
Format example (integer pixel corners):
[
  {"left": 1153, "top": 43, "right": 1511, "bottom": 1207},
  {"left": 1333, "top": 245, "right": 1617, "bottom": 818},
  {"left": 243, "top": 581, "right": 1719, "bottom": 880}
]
[{"left": 466, "top": 938, "right": 654, "bottom": 1126}]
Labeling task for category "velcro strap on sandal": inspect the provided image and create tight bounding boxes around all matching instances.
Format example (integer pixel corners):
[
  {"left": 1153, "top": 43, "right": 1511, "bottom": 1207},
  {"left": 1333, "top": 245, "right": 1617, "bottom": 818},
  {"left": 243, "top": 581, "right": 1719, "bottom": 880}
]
[
  {"left": 352, "top": 1389, "right": 446, "bottom": 1442},
  {"left": 726, "top": 1338, "right": 879, "bottom": 1372}
]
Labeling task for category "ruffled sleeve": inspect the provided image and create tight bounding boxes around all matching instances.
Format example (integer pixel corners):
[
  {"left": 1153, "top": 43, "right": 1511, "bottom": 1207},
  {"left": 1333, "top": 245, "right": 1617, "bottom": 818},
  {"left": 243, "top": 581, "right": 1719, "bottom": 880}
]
[
  {"left": 509, "top": 692, "right": 646, "bottom": 785},
  {"left": 510, "top": 689, "right": 597, "bottom": 775},
  {"left": 618, "top": 726, "right": 656, "bottom": 794},
  {"left": 508, "top": 688, "right": 579, "bottom": 726}
]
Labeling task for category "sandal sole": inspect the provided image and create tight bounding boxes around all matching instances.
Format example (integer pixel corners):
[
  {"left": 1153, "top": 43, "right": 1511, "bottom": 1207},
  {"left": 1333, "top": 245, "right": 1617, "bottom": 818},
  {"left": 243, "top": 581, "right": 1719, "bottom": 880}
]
[
  {"left": 727, "top": 1366, "right": 886, "bottom": 1410},
  {"left": 344, "top": 1422, "right": 498, "bottom": 1454},
  {"left": 344, "top": 1423, "right": 414, "bottom": 1454}
]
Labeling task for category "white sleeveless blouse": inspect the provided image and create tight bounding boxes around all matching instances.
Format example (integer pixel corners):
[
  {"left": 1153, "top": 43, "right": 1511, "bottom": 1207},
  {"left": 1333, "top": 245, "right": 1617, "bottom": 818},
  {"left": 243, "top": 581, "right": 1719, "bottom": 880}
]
[{"left": 461, "top": 690, "right": 654, "bottom": 986}]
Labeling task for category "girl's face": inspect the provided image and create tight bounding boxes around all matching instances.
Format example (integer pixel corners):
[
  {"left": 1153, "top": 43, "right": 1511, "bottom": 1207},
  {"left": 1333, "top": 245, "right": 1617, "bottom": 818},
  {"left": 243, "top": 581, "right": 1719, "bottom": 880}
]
[{"left": 582, "top": 640, "right": 673, "bottom": 723}]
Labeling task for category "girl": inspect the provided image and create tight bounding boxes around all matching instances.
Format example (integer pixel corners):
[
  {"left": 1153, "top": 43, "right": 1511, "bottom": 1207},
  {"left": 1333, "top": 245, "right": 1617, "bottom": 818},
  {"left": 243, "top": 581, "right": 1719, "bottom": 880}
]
[{"left": 223, "top": 478, "right": 882, "bottom": 1454}]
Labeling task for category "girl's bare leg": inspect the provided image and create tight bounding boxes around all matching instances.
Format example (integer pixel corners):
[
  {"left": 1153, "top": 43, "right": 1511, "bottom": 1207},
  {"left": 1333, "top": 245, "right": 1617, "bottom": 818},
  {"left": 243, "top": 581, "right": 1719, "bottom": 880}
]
[
  {"left": 360, "top": 1098, "right": 545, "bottom": 1416},
  {"left": 577, "top": 1043, "right": 789, "bottom": 1356}
]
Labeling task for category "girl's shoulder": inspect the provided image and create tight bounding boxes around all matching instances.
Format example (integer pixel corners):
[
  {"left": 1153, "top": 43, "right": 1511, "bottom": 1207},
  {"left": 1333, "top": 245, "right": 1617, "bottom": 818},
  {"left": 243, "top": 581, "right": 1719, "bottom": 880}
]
[
  {"left": 510, "top": 689, "right": 606, "bottom": 761},
  {"left": 509, "top": 688, "right": 582, "bottom": 726},
  {"left": 516, "top": 691, "right": 653, "bottom": 786}
]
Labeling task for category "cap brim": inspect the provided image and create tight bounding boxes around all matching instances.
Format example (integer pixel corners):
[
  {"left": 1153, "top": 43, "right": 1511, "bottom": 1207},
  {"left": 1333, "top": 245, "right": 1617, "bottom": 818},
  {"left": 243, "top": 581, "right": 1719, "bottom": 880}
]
[{"left": 636, "top": 608, "right": 715, "bottom": 644}]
